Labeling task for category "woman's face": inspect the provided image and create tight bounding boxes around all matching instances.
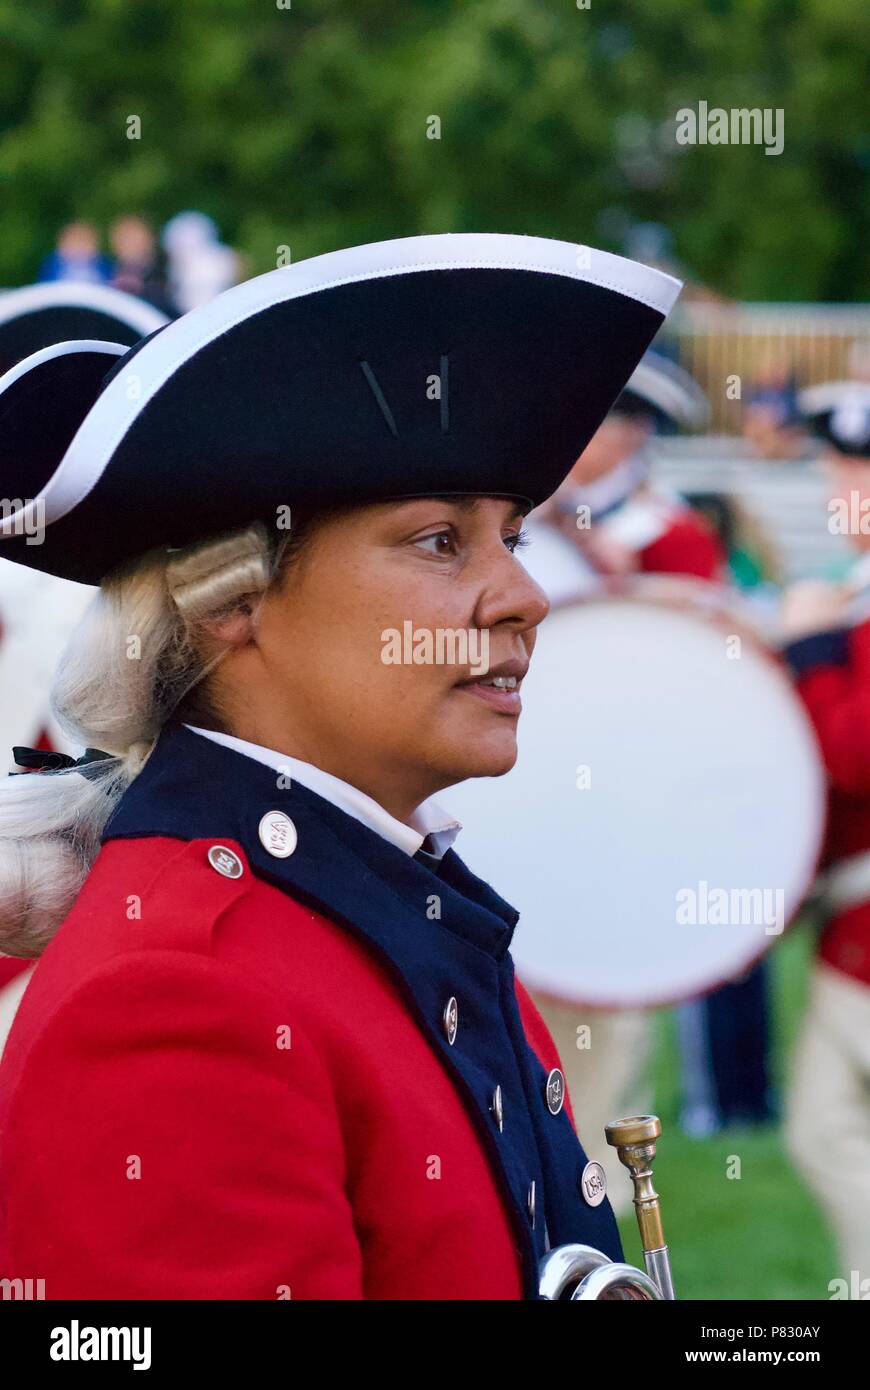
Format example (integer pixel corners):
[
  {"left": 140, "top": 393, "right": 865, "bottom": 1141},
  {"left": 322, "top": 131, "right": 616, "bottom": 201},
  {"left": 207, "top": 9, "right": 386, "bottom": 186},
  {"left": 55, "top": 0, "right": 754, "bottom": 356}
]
[
  {"left": 568, "top": 415, "right": 652, "bottom": 487},
  {"left": 219, "top": 496, "right": 549, "bottom": 818}
]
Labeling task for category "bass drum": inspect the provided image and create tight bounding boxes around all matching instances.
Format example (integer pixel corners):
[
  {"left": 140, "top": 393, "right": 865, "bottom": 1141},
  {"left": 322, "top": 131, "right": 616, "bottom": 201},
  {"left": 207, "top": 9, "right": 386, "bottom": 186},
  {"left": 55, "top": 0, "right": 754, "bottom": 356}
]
[{"left": 447, "top": 580, "right": 825, "bottom": 1008}]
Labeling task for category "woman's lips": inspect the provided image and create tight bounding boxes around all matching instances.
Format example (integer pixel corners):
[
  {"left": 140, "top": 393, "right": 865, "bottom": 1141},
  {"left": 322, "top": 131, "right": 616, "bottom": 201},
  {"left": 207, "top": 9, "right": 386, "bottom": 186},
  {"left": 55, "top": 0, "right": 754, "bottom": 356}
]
[{"left": 454, "top": 680, "right": 522, "bottom": 714}]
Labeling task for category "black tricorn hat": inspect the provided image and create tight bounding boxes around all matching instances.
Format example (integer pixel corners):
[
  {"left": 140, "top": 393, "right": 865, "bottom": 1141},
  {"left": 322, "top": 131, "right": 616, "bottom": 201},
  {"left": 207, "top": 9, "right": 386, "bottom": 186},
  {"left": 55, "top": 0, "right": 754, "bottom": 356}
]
[
  {"left": 799, "top": 379, "right": 870, "bottom": 458},
  {"left": 611, "top": 350, "right": 709, "bottom": 434},
  {"left": 0, "top": 233, "right": 680, "bottom": 584},
  {"left": 0, "top": 281, "right": 170, "bottom": 378}
]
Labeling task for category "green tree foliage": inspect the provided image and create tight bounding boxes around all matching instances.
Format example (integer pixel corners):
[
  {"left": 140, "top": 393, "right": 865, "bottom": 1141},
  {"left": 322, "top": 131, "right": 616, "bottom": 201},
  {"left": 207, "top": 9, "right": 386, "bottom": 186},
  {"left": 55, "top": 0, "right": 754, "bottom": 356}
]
[{"left": 0, "top": 0, "right": 866, "bottom": 298}]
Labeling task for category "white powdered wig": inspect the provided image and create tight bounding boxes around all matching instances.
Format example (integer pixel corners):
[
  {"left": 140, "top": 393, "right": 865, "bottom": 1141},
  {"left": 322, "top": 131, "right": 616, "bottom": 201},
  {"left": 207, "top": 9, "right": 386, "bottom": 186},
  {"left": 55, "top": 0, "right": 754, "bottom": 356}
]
[{"left": 0, "top": 521, "right": 278, "bottom": 957}]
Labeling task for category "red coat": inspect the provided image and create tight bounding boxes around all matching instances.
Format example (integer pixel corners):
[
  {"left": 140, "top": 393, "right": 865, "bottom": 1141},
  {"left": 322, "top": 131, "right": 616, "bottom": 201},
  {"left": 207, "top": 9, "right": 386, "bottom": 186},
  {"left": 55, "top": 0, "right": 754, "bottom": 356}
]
[
  {"left": 639, "top": 511, "right": 725, "bottom": 581},
  {"left": 0, "top": 724, "right": 623, "bottom": 1299},
  {"left": 786, "top": 617, "right": 870, "bottom": 986},
  {"left": 0, "top": 957, "right": 30, "bottom": 991}
]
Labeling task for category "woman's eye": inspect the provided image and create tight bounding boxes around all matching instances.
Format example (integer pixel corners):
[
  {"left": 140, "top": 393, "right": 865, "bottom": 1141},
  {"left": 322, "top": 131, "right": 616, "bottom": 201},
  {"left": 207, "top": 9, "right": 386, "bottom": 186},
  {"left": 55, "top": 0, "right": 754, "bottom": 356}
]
[
  {"left": 413, "top": 526, "right": 529, "bottom": 557},
  {"left": 505, "top": 529, "right": 530, "bottom": 554},
  {"left": 415, "top": 530, "right": 456, "bottom": 556}
]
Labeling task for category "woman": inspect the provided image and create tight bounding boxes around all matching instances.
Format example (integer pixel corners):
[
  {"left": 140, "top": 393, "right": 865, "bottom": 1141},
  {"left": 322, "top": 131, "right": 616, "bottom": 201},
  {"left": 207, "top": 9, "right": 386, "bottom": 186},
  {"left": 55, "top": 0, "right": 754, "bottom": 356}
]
[{"left": 0, "top": 233, "right": 679, "bottom": 1299}]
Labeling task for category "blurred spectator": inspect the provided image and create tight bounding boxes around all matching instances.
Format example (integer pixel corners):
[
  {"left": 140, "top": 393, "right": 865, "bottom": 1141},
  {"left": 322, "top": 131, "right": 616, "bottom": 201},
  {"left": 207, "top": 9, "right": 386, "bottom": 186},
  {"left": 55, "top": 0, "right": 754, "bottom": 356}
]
[
  {"left": 742, "top": 354, "right": 806, "bottom": 460},
  {"left": 161, "top": 211, "right": 239, "bottom": 313},
  {"left": 110, "top": 215, "right": 175, "bottom": 316},
  {"left": 38, "top": 221, "right": 112, "bottom": 285},
  {"left": 691, "top": 492, "right": 783, "bottom": 592}
]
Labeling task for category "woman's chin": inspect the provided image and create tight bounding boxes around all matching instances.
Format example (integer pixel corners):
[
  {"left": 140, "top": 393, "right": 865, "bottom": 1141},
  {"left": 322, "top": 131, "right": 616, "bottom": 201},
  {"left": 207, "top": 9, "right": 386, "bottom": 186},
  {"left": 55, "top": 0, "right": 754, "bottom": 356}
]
[{"left": 439, "top": 734, "right": 519, "bottom": 784}]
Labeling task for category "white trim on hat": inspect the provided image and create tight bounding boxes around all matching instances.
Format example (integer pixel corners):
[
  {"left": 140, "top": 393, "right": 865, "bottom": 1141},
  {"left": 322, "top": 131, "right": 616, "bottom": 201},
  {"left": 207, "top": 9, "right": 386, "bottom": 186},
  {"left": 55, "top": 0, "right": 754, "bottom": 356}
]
[
  {"left": 0, "top": 281, "right": 169, "bottom": 336},
  {"left": 799, "top": 379, "right": 870, "bottom": 416},
  {"left": 0, "top": 337, "right": 126, "bottom": 392},
  {"left": 622, "top": 352, "right": 709, "bottom": 429},
  {"left": 0, "top": 233, "right": 682, "bottom": 538}
]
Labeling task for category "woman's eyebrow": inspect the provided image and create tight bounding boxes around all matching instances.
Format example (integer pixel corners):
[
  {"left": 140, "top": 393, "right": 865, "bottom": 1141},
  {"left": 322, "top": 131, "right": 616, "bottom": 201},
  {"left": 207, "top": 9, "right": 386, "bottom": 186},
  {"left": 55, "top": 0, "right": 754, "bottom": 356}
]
[{"left": 428, "top": 497, "right": 527, "bottom": 522}]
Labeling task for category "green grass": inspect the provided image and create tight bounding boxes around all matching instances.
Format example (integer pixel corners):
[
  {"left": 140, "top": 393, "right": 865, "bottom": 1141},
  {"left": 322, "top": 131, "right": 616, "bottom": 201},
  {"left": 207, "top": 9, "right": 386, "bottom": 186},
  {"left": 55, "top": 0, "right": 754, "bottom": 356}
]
[{"left": 616, "top": 922, "right": 837, "bottom": 1300}]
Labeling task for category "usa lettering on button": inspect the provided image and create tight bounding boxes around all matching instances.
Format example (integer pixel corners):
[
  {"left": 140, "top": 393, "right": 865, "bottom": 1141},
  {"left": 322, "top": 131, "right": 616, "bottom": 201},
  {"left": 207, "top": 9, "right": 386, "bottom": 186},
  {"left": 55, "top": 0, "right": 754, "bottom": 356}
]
[{"left": 258, "top": 810, "right": 298, "bottom": 858}]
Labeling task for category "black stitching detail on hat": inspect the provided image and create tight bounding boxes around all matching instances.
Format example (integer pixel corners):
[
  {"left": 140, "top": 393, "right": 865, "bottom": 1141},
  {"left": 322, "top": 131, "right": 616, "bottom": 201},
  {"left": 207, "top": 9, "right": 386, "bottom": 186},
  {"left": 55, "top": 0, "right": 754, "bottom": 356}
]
[
  {"left": 359, "top": 360, "right": 398, "bottom": 438},
  {"left": 440, "top": 353, "right": 449, "bottom": 434}
]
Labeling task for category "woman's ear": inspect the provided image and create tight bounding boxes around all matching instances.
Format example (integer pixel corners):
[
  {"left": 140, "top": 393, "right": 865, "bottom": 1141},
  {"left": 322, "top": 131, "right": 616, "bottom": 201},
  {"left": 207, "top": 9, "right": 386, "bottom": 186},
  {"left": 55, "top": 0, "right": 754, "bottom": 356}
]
[{"left": 198, "top": 598, "right": 257, "bottom": 647}]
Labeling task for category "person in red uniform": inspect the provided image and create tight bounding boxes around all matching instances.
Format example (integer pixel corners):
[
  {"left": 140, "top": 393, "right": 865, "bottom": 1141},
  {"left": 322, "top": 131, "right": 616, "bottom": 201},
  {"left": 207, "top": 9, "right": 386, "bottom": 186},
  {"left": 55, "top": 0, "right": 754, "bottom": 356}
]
[
  {"left": 783, "top": 380, "right": 870, "bottom": 1285},
  {"left": 522, "top": 349, "right": 724, "bottom": 596},
  {"left": 0, "top": 233, "right": 680, "bottom": 1300}
]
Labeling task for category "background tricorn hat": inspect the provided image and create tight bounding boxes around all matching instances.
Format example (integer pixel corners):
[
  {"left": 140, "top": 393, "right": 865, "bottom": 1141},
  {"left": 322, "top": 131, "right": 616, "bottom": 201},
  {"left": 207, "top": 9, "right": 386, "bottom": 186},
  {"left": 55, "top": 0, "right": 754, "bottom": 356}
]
[
  {"left": 0, "top": 233, "right": 680, "bottom": 584},
  {"left": 611, "top": 349, "right": 709, "bottom": 434},
  {"left": 0, "top": 281, "right": 170, "bottom": 378},
  {"left": 798, "top": 379, "right": 870, "bottom": 458}
]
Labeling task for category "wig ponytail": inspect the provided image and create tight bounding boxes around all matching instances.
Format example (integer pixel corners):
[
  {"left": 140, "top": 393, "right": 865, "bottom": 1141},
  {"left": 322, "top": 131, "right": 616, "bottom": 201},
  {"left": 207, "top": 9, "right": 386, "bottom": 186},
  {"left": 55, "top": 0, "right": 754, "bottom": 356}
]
[{"left": 0, "top": 520, "right": 282, "bottom": 957}]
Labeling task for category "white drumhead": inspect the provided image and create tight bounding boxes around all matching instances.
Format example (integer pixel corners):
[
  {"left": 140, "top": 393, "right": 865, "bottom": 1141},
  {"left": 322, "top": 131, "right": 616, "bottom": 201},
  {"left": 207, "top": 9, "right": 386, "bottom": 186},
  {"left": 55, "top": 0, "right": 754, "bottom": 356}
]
[{"left": 447, "top": 590, "right": 825, "bottom": 1007}]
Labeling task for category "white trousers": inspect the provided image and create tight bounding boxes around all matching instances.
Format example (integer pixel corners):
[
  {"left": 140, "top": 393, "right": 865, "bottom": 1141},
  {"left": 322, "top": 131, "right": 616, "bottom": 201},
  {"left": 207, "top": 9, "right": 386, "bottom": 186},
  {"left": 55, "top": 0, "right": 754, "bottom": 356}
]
[{"left": 784, "top": 959, "right": 870, "bottom": 1285}]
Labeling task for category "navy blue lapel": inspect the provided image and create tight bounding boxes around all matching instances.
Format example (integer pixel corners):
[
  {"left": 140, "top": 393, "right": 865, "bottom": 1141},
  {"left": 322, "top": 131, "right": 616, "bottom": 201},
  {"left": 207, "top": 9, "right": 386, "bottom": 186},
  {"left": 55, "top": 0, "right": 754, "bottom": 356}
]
[{"left": 103, "top": 722, "right": 624, "bottom": 1294}]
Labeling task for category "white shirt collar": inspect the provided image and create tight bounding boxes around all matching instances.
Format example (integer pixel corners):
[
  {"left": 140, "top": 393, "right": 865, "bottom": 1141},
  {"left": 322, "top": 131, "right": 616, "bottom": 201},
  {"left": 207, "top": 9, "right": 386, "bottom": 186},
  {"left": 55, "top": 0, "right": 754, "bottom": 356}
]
[{"left": 183, "top": 724, "right": 462, "bottom": 860}]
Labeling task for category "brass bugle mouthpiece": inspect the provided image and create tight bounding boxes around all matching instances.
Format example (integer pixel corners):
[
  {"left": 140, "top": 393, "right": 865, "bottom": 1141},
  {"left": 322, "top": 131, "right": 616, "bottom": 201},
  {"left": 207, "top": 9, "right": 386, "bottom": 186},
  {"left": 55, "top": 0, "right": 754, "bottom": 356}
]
[{"left": 605, "top": 1114, "right": 676, "bottom": 1300}]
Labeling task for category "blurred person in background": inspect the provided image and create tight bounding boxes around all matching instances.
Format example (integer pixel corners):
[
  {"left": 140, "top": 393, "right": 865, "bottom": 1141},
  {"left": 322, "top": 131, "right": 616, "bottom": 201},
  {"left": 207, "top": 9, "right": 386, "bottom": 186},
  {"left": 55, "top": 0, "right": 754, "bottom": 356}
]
[
  {"left": 691, "top": 492, "right": 784, "bottom": 595},
  {"left": 110, "top": 215, "right": 175, "bottom": 317},
  {"left": 523, "top": 350, "right": 723, "bottom": 601},
  {"left": 161, "top": 211, "right": 240, "bottom": 313},
  {"left": 742, "top": 353, "right": 806, "bottom": 461},
  {"left": 38, "top": 221, "right": 112, "bottom": 286},
  {"left": 782, "top": 379, "right": 870, "bottom": 1286}
]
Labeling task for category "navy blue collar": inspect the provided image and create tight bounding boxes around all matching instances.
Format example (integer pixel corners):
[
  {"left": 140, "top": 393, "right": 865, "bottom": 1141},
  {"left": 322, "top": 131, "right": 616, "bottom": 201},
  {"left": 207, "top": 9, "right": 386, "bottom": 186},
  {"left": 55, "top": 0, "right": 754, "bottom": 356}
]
[{"left": 103, "top": 722, "right": 519, "bottom": 961}]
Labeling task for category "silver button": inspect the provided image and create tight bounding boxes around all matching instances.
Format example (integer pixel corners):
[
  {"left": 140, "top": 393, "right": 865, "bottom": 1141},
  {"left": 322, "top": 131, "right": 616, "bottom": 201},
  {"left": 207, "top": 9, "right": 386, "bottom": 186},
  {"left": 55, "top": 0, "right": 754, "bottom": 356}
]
[
  {"left": 207, "top": 844, "right": 244, "bottom": 879},
  {"left": 258, "top": 810, "right": 297, "bottom": 858},
  {"left": 442, "top": 996, "right": 458, "bottom": 1045},
  {"left": 579, "top": 1160, "right": 607, "bottom": 1207},
  {"left": 527, "top": 1179, "right": 536, "bottom": 1228},
  {"left": 490, "top": 1084, "right": 504, "bottom": 1132},
  {"left": 545, "top": 1067, "right": 565, "bottom": 1115}
]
